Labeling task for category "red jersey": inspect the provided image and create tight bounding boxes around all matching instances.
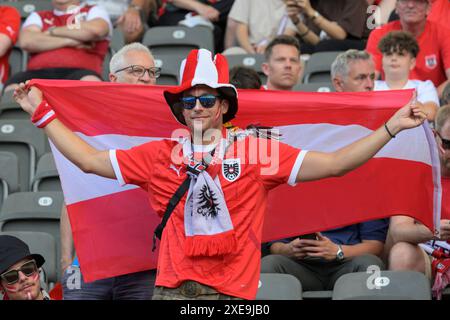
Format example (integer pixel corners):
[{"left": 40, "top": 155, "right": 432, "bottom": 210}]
[
  {"left": 26, "top": 5, "right": 109, "bottom": 75},
  {"left": 366, "top": 20, "right": 450, "bottom": 87},
  {"left": 428, "top": 0, "right": 450, "bottom": 27},
  {"left": 0, "top": 6, "right": 20, "bottom": 85},
  {"left": 112, "top": 135, "right": 304, "bottom": 299}
]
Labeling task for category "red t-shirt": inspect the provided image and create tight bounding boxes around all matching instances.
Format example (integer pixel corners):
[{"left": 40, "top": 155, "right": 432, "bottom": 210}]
[
  {"left": 366, "top": 20, "right": 450, "bottom": 87},
  {"left": 428, "top": 0, "right": 450, "bottom": 27},
  {"left": 112, "top": 135, "right": 304, "bottom": 299},
  {"left": 0, "top": 6, "right": 20, "bottom": 85}
]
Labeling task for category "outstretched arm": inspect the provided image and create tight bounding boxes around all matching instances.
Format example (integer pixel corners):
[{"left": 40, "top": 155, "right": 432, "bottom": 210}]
[
  {"left": 14, "top": 84, "right": 115, "bottom": 179},
  {"left": 296, "top": 94, "right": 427, "bottom": 182}
]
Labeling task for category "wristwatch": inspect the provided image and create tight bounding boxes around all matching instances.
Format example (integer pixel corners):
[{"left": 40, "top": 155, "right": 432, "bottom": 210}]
[
  {"left": 310, "top": 10, "right": 320, "bottom": 21},
  {"left": 336, "top": 245, "right": 345, "bottom": 261},
  {"left": 129, "top": 4, "right": 143, "bottom": 12}
]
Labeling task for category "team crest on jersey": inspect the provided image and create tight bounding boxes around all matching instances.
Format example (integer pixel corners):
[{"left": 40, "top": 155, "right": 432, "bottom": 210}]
[
  {"left": 425, "top": 54, "right": 437, "bottom": 70},
  {"left": 222, "top": 158, "right": 241, "bottom": 182}
]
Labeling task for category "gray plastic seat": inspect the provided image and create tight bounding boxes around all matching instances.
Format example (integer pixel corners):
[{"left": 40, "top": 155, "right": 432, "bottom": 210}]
[
  {"left": 142, "top": 26, "right": 214, "bottom": 59},
  {"left": 3, "top": 1, "right": 53, "bottom": 20},
  {"left": 0, "top": 231, "right": 57, "bottom": 287},
  {"left": 0, "top": 90, "right": 29, "bottom": 119},
  {"left": 0, "top": 151, "right": 19, "bottom": 209},
  {"left": 0, "top": 191, "right": 64, "bottom": 281},
  {"left": 256, "top": 273, "right": 303, "bottom": 300},
  {"left": 224, "top": 53, "right": 267, "bottom": 85},
  {"left": 0, "top": 120, "right": 48, "bottom": 191},
  {"left": 303, "top": 51, "right": 343, "bottom": 83},
  {"left": 332, "top": 270, "right": 431, "bottom": 300},
  {"left": 154, "top": 54, "right": 182, "bottom": 85},
  {"left": 293, "top": 81, "right": 335, "bottom": 92},
  {"left": 32, "top": 152, "right": 61, "bottom": 192},
  {"left": 8, "top": 46, "right": 28, "bottom": 77}
]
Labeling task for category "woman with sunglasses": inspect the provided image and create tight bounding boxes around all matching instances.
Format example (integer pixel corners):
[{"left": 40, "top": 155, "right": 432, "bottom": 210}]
[{"left": 0, "top": 235, "right": 50, "bottom": 300}]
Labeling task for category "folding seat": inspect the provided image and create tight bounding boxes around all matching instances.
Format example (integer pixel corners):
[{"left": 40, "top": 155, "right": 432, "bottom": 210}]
[
  {"left": 0, "top": 90, "right": 29, "bottom": 119},
  {"left": 0, "top": 120, "right": 48, "bottom": 191},
  {"left": 0, "top": 151, "right": 19, "bottom": 209},
  {"left": 8, "top": 46, "right": 28, "bottom": 77},
  {"left": 154, "top": 54, "right": 182, "bottom": 86},
  {"left": 3, "top": 0, "right": 53, "bottom": 20},
  {"left": 302, "top": 290, "right": 333, "bottom": 300},
  {"left": 293, "top": 82, "right": 335, "bottom": 92},
  {"left": 224, "top": 53, "right": 267, "bottom": 85},
  {"left": 0, "top": 191, "right": 64, "bottom": 281},
  {"left": 32, "top": 152, "right": 61, "bottom": 192},
  {"left": 142, "top": 26, "right": 214, "bottom": 59},
  {"left": 256, "top": 273, "right": 303, "bottom": 300},
  {"left": 0, "top": 231, "right": 58, "bottom": 288},
  {"left": 303, "top": 51, "right": 343, "bottom": 83},
  {"left": 332, "top": 270, "right": 431, "bottom": 300}
]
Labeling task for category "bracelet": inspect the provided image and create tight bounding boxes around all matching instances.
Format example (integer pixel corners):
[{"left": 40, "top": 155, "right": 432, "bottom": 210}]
[
  {"left": 31, "top": 100, "right": 57, "bottom": 128},
  {"left": 384, "top": 122, "right": 396, "bottom": 139},
  {"left": 299, "top": 28, "right": 310, "bottom": 38}
]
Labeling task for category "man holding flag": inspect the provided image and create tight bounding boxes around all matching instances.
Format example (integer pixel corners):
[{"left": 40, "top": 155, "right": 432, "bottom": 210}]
[{"left": 14, "top": 48, "right": 426, "bottom": 300}]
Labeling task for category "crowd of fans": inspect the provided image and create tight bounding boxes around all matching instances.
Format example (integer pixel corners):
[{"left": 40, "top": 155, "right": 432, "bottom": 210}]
[{"left": 0, "top": 0, "right": 449, "bottom": 300}]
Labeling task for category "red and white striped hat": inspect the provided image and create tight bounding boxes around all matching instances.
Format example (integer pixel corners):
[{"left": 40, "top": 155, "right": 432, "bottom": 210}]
[{"left": 164, "top": 49, "right": 238, "bottom": 125}]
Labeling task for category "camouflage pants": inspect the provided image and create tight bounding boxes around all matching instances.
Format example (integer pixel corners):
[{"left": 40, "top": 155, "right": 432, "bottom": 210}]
[{"left": 152, "top": 281, "right": 243, "bottom": 300}]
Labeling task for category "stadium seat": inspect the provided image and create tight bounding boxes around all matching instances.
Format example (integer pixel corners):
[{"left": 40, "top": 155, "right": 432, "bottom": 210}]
[
  {"left": 142, "top": 26, "right": 214, "bottom": 59},
  {"left": 0, "top": 191, "right": 64, "bottom": 281},
  {"left": 110, "top": 27, "right": 125, "bottom": 53},
  {"left": 0, "top": 90, "right": 29, "bottom": 119},
  {"left": 102, "top": 47, "right": 113, "bottom": 81},
  {"left": 256, "top": 273, "right": 303, "bottom": 300},
  {"left": 293, "top": 82, "right": 335, "bottom": 92},
  {"left": 302, "top": 290, "right": 333, "bottom": 300},
  {"left": 9, "top": 46, "right": 28, "bottom": 77},
  {"left": 32, "top": 152, "right": 61, "bottom": 192},
  {"left": 303, "top": 51, "right": 343, "bottom": 83},
  {"left": 0, "top": 231, "right": 58, "bottom": 288},
  {"left": 154, "top": 54, "right": 182, "bottom": 85},
  {"left": 332, "top": 270, "right": 431, "bottom": 300},
  {"left": 224, "top": 53, "right": 267, "bottom": 85},
  {"left": 0, "top": 151, "right": 19, "bottom": 209},
  {"left": 0, "top": 120, "right": 48, "bottom": 191},
  {"left": 3, "top": 0, "right": 53, "bottom": 20}
]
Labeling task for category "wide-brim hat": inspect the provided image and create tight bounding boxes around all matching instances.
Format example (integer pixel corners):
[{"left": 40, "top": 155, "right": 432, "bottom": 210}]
[
  {"left": 163, "top": 49, "right": 238, "bottom": 126},
  {"left": 0, "top": 235, "right": 45, "bottom": 276}
]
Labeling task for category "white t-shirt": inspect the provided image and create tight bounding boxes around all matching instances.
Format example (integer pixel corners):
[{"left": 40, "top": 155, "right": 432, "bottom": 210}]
[
  {"left": 22, "top": 4, "right": 113, "bottom": 37},
  {"left": 374, "top": 79, "right": 440, "bottom": 106}
]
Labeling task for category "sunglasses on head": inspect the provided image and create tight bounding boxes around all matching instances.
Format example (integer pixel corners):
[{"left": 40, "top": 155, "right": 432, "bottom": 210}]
[
  {"left": 0, "top": 260, "right": 38, "bottom": 285},
  {"left": 437, "top": 132, "right": 450, "bottom": 150},
  {"left": 180, "top": 95, "right": 221, "bottom": 110}
]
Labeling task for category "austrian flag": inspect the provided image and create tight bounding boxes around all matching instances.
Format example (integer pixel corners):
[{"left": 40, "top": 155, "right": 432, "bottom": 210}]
[{"left": 31, "top": 80, "right": 441, "bottom": 282}]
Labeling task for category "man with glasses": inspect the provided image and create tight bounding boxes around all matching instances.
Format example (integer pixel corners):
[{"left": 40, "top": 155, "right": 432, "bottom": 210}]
[
  {"left": 60, "top": 42, "right": 159, "bottom": 300},
  {"left": 14, "top": 48, "right": 426, "bottom": 299},
  {"left": 0, "top": 235, "right": 50, "bottom": 300},
  {"left": 387, "top": 105, "right": 450, "bottom": 285},
  {"left": 366, "top": 0, "right": 450, "bottom": 98}
]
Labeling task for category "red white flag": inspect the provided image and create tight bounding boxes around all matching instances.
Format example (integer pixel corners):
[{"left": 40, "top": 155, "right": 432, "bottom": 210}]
[{"left": 31, "top": 80, "right": 441, "bottom": 282}]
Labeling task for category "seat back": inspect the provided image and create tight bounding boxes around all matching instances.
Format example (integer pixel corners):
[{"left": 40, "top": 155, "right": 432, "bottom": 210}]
[
  {"left": 0, "top": 231, "right": 57, "bottom": 286},
  {"left": 32, "top": 152, "right": 61, "bottom": 192},
  {"left": 0, "top": 90, "right": 29, "bottom": 119},
  {"left": 142, "top": 26, "right": 214, "bottom": 59},
  {"left": 293, "top": 81, "right": 335, "bottom": 92},
  {"left": 224, "top": 53, "right": 267, "bottom": 85},
  {"left": 0, "top": 151, "right": 19, "bottom": 209},
  {"left": 3, "top": 1, "right": 53, "bottom": 20},
  {"left": 8, "top": 46, "right": 28, "bottom": 77},
  {"left": 256, "top": 273, "right": 303, "bottom": 300},
  {"left": 154, "top": 54, "right": 182, "bottom": 85},
  {"left": 332, "top": 270, "right": 431, "bottom": 300},
  {"left": 303, "top": 51, "right": 343, "bottom": 83},
  {"left": 0, "top": 120, "right": 48, "bottom": 191}
]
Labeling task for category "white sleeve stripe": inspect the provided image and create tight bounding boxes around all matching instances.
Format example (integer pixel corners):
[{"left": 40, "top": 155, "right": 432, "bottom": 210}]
[
  {"left": 109, "top": 149, "right": 126, "bottom": 186},
  {"left": 288, "top": 150, "right": 308, "bottom": 187},
  {"left": 33, "top": 110, "right": 55, "bottom": 127}
]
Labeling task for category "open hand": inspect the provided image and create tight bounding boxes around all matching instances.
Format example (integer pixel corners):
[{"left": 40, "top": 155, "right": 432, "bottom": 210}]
[{"left": 13, "top": 82, "right": 43, "bottom": 116}]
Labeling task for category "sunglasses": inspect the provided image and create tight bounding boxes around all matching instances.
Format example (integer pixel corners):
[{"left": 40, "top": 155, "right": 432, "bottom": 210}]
[
  {"left": 0, "top": 260, "right": 38, "bottom": 285},
  {"left": 180, "top": 95, "right": 221, "bottom": 110},
  {"left": 437, "top": 132, "right": 450, "bottom": 150}
]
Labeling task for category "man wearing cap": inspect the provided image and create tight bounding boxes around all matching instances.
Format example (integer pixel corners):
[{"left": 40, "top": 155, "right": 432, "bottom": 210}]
[
  {"left": 14, "top": 48, "right": 426, "bottom": 300},
  {"left": 0, "top": 235, "right": 50, "bottom": 300}
]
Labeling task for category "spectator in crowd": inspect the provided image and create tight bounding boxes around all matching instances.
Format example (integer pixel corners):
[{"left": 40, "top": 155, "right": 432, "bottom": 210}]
[
  {"left": 14, "top": 47, "right": 426, "bottom": 299},
  {"left": 442, "top": 82, "right": 450, "bottom": 106},
  {"left": 261, "top": 49, "right": 388, "bottom": 292},
  {"left": 156, "top": 0, "right": 235, "bottom": 53},
  {"left": 224, "top": 0, "right": 297, "bottom": 55},
  {"left": 367, "top": 0, "right": 397, "bottom": 26},
  {"left": 60, "top": 43, "right": 159, "bottom": 300},
  {"left": 285, "top": 0, "right": 371, "bottom": 54},
  {"left": 387, "top": 105, "right": 450, "bottom": 281},
  {"left": 374, "top": 31, "right": 439, "bottom": 121},
  {"left": 0, "top": 6, "right": 20, "bottom": 93},
  {"left": 331, "top": 49, "right": 376, "bottom": 92},
  {"left": 229, "top": 65, "right": 262, "bottom": 89},
  {"left": 86, "top": 0, "right": 158, "bottom": 43},
  {"left": 366, "top": 0, "right": 450, "bottom": 97},
  {"left": 262, "top": 35, "right": 302, "bottom": 91},
  {"left": 427, "top": 0, "right": 449, "bottom": 27},
  {"left": 3, "top": 0, "right": 112, "bottom": 93},
  {"left": 0, "top": 235, "right": 50, "bottom": 300}
]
